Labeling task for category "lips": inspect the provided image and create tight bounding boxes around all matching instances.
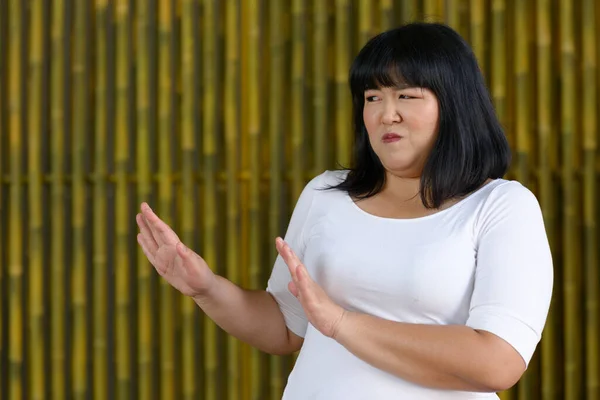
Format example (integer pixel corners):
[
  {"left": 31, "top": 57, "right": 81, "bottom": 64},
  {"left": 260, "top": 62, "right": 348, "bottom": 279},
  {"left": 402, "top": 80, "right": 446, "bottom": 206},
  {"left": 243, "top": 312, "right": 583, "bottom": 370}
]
[{"left": 382, "top": 133, "right": 402, "bottom": 143}]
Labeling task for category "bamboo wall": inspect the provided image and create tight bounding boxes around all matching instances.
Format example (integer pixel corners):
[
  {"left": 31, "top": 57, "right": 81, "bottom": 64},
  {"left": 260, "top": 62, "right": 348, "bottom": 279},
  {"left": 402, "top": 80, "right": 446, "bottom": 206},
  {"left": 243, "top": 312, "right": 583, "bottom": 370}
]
[{"left": 0, "top": 0, "right": 598, "bottom": 399}]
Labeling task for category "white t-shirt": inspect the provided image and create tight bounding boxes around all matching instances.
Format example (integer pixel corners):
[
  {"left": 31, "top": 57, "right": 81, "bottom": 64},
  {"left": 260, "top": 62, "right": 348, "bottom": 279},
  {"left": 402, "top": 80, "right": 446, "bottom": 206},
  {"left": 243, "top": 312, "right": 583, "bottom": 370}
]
[{"left": 266, "top": 170, "right": 553, "bottom": 400}]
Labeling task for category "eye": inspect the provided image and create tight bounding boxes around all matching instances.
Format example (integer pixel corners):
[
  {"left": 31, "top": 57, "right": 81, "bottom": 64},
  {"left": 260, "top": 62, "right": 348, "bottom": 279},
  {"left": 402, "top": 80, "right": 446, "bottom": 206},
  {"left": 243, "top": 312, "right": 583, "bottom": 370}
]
[
  {"left": 365, "top": 95, "right": 380, "bottom": 102},
  {"left": 399, "top": 94, "right": 413, "bottom": 99}
]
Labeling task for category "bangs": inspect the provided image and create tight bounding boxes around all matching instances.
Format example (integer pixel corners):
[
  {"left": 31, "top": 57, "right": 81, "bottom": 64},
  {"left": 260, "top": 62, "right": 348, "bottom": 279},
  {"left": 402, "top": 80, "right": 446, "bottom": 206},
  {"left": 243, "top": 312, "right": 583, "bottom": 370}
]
[{"left": 349, "top": 31, "right": 437, "bottom": 96}]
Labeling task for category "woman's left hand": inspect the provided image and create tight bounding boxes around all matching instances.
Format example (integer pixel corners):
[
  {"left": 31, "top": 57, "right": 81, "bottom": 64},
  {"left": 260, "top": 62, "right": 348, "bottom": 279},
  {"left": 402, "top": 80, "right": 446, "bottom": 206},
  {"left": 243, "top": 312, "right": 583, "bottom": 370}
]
[{"left": 275, "top": 237, "right": 347, "bottom": 339}]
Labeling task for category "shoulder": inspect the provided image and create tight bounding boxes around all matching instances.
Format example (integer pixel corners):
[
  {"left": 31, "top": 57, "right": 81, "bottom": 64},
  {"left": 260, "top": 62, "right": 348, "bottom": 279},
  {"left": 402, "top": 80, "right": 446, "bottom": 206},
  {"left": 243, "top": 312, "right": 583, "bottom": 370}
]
[
  {"left": 479, "top": 179, "right": 541, "bottom": 212},
  {"left": 306, "top": 169, "right": 350, "bottom": 190},
  {"left": 299, "top": 169, "right": 350, "bottom": 203},
  {"left": 296, "top": 169, "right": 350, "bottom": 221},
  {"left": 292, "top": 169, "right": 349, "bottom": 212},
  {"left": 474, "top": 179, "right": 545, "bottom": 235}
]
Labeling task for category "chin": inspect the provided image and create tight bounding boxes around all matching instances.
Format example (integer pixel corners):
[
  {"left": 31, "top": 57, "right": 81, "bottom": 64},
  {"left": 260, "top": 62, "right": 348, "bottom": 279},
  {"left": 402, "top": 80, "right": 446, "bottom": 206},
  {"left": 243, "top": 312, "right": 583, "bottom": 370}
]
[{"left": 380, "top": 158, "right": 412, "bottom": 172}]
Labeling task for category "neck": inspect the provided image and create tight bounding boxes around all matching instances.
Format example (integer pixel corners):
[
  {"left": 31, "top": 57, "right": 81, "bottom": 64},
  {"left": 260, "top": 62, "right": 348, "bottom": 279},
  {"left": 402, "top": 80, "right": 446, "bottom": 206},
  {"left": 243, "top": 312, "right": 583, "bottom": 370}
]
[{"left": 382, "top": 171, "right": 422, "bottom": 203}]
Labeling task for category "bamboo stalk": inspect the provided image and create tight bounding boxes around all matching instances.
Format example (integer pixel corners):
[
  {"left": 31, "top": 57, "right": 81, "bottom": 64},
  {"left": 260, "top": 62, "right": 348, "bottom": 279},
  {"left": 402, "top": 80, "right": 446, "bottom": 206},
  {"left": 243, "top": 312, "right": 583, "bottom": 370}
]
[
  {"left": 238, "top": 9, "right": 249, "bottom": 400},
  {"left": 202, "top": 1, "right": 220, "bottom": 398},
  {"left": 469, "top": 0, "right": 486, "bottom": 80},
  {"left": 136, "top": 0, "right": 154, "bottom": 397},
  {"left": 245, "top": 0, "right": 264, "bottom": 398},
  {"left": 71, "top": 0, "right": 90, "bottom": 399},
  {"left": 72, "top": 2, "right": 90, "bottom": 399},
  {"left": 8, "top": 1, "right": 23, "bottom": 398},
  {"left": 560, "top": 0, "right": 582, "bottom": 398},
  {"left": 400, "top": 0, "right": 417, "bottom": 23},
  {"left": 50, "top": 0, "right": 66, "bottom": 397},
  {"left": 115, "top": 1, "right": 131, "bottom": 399},
  {"left": 269, "top": 0, "right": 285, "bottom": 396},
  {"left": 491, "top": 0, "right": 507, "bottom": 154},
  {"left": 424, "top": 0, "right": 444, "bottom": 21},
  {"left": 582, "top": 0, "right": 599, "bottom": 398},
  {"left": 379, "top": 0, "right": 393, "bottom": 31},
  {"left": 335, "top": 0, "right": 351, "bottom": 168},
  {"left": 313, "top": 0, "right": 328, "bottom": 173},
  {"left": 239, "top": 0, "right": 250, "bottom": 396},
  {"left": 514, "top": 2, "right": 537, "bottom": 397},
  {"left": 358, "top": 0, "right": 373, "bottom": 49},
  {"left": 170, "top": 2, "right": 183, "bottom": 397},
  {"left": 93, "top": 1, "right": 109, "bottom": 398},
  {"left": 148, "top": 0, "right": 161, "bottom": 392},
  {"left": 158, "top": 1, "right": 175, "bottom": 398},
  {"left": 225, "top": 2, "right": 241, "bottom": 399},
  {"left": 291, "top": 0, "right": 305, "bottom": 202},
  {"left": 28, "top": 0, "right": 45, "bottom": 398},
  {"left": 180, "top": 0, "right": 198, "bottom": 398},
  {"left": 536, "top": 0, "right": 559, "bottom": 398},
  {"left": 445, "top": 0, "right": 460, "bottom": 30},
  {"left": 0, "top": 0, "right": 4, "bottom": 392},
  {"left": 513, "top": 0, "right": 530, "bottom": 186}
]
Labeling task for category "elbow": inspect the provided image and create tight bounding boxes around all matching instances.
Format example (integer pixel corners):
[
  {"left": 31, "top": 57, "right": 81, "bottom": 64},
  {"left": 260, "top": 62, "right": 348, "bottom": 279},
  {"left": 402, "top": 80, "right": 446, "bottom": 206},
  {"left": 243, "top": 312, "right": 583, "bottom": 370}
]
[
  {"left": 479, "top": 364, "right": 525, "bottom": 392},
  {"left": 471, "top": 331, "right": 527, "bottom": 392},
  {"left": 266, "top": 348, "right": 293, "bottom": 356},
  {"left": 264, "top": 329, "right": 304, "bottom": 356},
  {"left": 264, "top": 342, "right": 302, "bottom": 356},
  {"left": 257, "top": 342, "right": 296, "bottom": 356},
  {"left": 482, "top": 374, "right": 520, "bottom": 393}
]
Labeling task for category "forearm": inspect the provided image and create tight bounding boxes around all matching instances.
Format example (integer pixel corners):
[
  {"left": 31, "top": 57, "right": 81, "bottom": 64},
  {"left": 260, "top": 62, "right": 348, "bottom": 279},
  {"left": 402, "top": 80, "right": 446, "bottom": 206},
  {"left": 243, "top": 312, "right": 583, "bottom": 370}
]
[
  {"left": 335, "top": 312, "right": 522, "bottom": 392},
  {"left": 193, "top": 275, "right": 297, "bottom": 355}
]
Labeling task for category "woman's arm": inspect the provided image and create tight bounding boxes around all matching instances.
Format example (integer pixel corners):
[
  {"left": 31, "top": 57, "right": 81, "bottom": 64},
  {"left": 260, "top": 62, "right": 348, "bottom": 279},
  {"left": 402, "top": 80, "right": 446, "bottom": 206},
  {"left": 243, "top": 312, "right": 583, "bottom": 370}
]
[
  {"left": 333, "top": 311, "right": 524, "bottom": 392},
  {"left": 193, "top": 276, "right": 304, "bottom": 355},
  {"left": 137, "top": 203, "right": 303, "bottom": 356},
  {"left": 276, "top": 232, "right": 546, "bottom": 393}
]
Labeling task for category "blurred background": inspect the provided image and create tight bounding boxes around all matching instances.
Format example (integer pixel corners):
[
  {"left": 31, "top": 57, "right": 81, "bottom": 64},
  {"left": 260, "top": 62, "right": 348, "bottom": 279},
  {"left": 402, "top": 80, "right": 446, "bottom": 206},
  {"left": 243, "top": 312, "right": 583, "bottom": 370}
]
[{"left": 0, "top": 0, "right": 599, "bottom": 399}]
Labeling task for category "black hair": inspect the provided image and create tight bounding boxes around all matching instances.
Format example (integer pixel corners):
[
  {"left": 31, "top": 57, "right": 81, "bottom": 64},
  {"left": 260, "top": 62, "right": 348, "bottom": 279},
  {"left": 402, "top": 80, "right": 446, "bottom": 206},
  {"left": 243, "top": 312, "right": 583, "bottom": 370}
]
[{"left": 328, "top": 22, "right": 511, "bottom": 209}]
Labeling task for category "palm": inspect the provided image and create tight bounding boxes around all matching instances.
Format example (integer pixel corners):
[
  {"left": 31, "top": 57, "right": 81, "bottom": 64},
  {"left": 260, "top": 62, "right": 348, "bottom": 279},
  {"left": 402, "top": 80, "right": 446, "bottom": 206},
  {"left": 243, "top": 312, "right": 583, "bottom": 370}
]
[{"left": 136, "top": 203, "right": 215, "bottom": 298}]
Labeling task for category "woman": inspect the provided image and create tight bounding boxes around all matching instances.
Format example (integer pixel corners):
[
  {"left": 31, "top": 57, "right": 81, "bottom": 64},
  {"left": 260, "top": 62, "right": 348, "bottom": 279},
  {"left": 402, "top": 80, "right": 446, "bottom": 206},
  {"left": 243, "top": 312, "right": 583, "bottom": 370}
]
[{"left": 136, "top": 22, "right": 553, "bottom": 399}]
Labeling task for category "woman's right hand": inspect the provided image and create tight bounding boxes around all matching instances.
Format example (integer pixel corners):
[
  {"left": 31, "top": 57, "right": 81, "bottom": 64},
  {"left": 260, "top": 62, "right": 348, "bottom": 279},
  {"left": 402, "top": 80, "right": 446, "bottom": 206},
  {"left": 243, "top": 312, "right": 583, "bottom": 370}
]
[{"left": 136, "top": 202, "right": 217, "bottom": 299}]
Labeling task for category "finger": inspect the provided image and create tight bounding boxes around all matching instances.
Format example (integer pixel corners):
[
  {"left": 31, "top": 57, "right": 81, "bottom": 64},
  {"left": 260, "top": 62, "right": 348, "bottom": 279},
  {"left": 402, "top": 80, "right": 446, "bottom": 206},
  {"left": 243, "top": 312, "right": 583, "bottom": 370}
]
[
  {"left": 295, "top": 265, "right": 319, "bottom": 304},
  {"left": 177, "top": 242, "right": 203, "bottom": 276},
  {"left": 288, "top": 280, "right": 299, "bottom": 298},
  {"left": 276, "top": 237, "right": 302, "bottom": 280},
  {"left": 136, "top": 213, "right": 159, "bottom": 252},
  {"left": 284, "top": 243, "right": 304, "bottom": 279},
  {"left": 176, "top": 242, "right": 194, "bottom": 264},
  {"left": 275, "top": 237, "right": 296, "bottom": 280},
  {"left": 140, "top": 203, "right": 180, "bottom": 246},
  {"left": 137, "top": 233, "right": 158, "bottom": 267}
]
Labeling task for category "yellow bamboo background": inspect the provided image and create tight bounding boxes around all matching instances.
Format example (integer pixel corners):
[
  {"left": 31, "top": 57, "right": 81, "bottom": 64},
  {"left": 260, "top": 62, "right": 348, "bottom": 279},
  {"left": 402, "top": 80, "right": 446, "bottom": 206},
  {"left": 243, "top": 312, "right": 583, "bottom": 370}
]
[{"left": 0, "top": 1, "right": 599, "bottom": 399}]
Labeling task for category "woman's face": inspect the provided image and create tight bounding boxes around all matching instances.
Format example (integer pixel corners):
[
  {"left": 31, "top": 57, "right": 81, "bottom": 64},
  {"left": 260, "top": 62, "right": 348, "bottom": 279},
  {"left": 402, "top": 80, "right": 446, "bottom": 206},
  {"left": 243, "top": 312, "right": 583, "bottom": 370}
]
[{"left": 362, "top": 86, "right": 439, "bottom": 178}]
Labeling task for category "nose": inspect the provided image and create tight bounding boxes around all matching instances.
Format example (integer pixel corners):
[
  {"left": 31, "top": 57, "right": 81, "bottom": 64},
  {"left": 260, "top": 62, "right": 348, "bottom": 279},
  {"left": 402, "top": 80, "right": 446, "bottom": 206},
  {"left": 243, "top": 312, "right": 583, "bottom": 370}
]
[{"left": 381, "top": 100, "right": 401, "bottom": 125}]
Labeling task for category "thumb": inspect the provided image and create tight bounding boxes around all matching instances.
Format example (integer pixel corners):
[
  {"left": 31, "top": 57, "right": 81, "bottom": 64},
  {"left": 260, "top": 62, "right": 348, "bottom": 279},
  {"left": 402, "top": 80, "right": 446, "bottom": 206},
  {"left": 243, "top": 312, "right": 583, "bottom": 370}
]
[
  {"left": 176, "top": 242, "right": 190, "bottom": 259},
  {"left": 288, "top": 280, "right": 299, "bottom": 298}
]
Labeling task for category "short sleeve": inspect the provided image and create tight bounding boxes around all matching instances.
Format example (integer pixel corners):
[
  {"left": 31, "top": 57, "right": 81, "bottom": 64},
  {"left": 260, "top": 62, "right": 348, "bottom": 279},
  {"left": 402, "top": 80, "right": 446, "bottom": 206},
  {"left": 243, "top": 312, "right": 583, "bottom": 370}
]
[
  {"left": 266, "top": 173, "right": 326, "bottom": 338},
  {"left": 466, "top": 182, "right": 553, "bottom": 367}
]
